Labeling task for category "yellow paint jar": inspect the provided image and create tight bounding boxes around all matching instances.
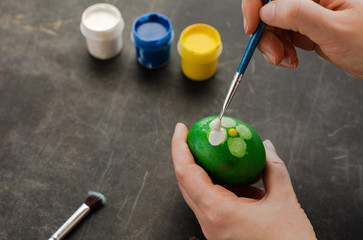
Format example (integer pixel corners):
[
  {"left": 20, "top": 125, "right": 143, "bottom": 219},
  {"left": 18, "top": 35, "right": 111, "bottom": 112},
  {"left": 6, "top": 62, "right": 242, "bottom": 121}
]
[{"left": 177, "top": 24, "right": 222, "bottom": 81}]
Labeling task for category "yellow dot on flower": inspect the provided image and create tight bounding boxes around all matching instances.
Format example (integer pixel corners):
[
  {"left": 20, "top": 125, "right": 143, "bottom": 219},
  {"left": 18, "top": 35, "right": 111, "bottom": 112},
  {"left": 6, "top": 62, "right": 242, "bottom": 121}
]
[{"left": 228, "top": 128, "right": 238, "bottom": 137}]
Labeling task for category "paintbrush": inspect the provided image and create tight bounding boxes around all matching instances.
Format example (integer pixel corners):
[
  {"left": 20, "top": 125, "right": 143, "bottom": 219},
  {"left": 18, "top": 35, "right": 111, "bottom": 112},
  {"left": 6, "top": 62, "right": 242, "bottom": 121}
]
[
  {"left": 214, "top": 0, "right": 272, "bottom": 130},
  {"left": 48, "top": 191, "right": 106, "bottom": 240}
]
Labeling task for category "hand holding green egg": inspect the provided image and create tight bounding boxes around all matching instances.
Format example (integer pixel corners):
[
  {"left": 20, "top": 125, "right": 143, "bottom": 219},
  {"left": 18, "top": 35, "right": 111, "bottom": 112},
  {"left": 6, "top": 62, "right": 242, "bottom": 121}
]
[{"left": 187, "top": 116, "right": 265, "bottom": 185}]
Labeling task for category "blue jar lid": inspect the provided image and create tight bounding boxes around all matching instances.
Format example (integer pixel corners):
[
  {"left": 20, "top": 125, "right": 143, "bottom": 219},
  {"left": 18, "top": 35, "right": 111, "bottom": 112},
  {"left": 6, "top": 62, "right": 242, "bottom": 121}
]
[{"left": 131, "top": 13, "right": 174, "bottom": 50}]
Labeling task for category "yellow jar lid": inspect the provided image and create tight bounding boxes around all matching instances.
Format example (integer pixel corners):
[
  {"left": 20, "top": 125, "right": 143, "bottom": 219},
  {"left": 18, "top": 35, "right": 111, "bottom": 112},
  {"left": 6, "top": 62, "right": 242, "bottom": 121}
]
[{"left": 178, "top": 24, "right": 222, "bottom": 63}]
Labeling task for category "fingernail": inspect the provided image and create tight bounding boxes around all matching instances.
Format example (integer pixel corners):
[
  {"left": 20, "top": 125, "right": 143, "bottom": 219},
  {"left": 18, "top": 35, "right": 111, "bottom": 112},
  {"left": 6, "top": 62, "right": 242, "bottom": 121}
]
[
  {"left": 243, "top": 17, "right": 248, "bottom": 33},
  {"left": 282, "top": 55, "right": 291, "bottom": 65},
  {"left": 279, "top": 55, "right": 297, "bottom": 68},
  {"left": 175, "top": 123, "right": 188, "bottom": 133},
  {"left": 264, "top": 139, "right": 276, "bottom": 153},
  {"left": 260, "top": 2, "right": 275, "bottom": 23},
  {"left": 263, "top": 52, "right": 276, "bottom": 65}
]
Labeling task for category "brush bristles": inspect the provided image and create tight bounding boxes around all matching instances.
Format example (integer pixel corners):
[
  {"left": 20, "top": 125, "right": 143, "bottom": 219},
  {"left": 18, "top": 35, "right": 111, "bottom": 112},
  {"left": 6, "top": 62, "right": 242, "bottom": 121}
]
[{"left": 84, "top": 191, "right": 106, "bottom": 210}]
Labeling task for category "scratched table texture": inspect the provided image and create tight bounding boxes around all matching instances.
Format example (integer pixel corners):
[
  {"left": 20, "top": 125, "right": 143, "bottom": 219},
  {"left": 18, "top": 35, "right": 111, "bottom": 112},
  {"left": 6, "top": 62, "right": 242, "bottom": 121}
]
[{"left": 1, "top": 0, "right": 363, "bottom": 239}]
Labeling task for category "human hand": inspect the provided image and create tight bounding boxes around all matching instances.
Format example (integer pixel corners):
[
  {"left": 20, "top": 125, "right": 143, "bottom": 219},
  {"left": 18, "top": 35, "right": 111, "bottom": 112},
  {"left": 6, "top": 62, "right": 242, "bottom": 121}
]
[
  {"left": 242, "top": 0, "right": 363, "bottom": 79},
  {"left": 171, "top": 123, "right": 316, "bottom": 240}
]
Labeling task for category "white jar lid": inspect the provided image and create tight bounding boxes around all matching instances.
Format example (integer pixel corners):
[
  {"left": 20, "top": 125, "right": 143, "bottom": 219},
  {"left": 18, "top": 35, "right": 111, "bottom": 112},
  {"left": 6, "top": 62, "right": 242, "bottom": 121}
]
[{"left": 80, "top": 3, "right": 124, "bottom": 41}]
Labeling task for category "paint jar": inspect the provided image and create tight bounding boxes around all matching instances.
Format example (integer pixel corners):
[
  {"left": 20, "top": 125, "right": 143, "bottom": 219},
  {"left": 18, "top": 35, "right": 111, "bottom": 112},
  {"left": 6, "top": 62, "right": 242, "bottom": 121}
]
[
  {"left": 131, "top": 13, "right": 174, "bottom": 69},
  {"left": 177, "top": 24, "right": 223, "bottom": 81},
  {"left": 80, "top": 3, "right": 125, "bottom": 60}
]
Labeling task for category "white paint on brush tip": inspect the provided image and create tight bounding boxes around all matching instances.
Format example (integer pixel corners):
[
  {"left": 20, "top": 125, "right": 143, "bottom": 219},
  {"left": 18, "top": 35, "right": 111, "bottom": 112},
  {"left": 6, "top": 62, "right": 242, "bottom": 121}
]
[
  {"left": 210, "top": 117, "right": 221, "bottom": 131},
  {"left": 209, "top": 118, "right": 226, "bottom": 146},
  {"left": 88, "top": 190, "right": 107, "bottom": 204}
]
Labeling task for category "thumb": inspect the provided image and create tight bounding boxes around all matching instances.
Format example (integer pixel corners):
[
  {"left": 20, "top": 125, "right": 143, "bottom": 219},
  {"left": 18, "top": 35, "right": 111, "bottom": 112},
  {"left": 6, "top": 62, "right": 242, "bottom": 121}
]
[
  {"left": 262, "top": 140, "right": 295, "bottom": 200},
  {"left": 260, "top": 0, "right": 332, "bottom": 41}
]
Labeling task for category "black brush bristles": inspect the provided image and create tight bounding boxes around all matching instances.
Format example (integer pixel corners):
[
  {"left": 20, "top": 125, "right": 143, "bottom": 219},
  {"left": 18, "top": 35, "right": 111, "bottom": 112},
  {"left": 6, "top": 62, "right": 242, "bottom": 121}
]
[{"left": 84, "top": 191, "right": 106, "bottom": 210}]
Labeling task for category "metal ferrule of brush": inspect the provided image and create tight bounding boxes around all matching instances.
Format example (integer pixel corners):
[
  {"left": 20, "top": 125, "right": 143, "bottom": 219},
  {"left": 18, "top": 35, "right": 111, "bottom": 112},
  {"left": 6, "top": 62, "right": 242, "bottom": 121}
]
[
  {"left": 49, "top": 203, "right": 90, "bottom": 240},
  {"left": 218, "top": 72, "right": 244, "bottom": 119}
]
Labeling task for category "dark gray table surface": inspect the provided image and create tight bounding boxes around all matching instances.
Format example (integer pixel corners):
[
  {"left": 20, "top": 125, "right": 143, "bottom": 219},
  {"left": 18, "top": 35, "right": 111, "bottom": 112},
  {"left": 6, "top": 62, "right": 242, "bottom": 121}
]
[{"left": 1, "top": 0, "right": 362, "bottom": 239}]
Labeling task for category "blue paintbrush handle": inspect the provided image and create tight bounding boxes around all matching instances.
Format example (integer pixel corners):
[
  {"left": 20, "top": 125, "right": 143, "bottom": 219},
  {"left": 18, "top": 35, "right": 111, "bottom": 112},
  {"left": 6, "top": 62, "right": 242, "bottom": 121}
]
[
  {"left": 218, "top": 0, "right": 272, "bottom": 120},
  {"left": 237, "top": 0, "right": 271, "bottom": 74}
]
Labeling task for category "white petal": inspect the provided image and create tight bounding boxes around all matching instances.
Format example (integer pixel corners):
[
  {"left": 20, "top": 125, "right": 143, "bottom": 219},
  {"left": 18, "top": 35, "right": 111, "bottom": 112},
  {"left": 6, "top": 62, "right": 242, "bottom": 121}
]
[
  {"left": 236, "top": 124, "right": 252, "bottom": 140},
  {"left": 221, "top": 117, "right": 236, "bottom": 128},
  {"left": 208, "top": 128, "right": 227, "bottom": 146}
]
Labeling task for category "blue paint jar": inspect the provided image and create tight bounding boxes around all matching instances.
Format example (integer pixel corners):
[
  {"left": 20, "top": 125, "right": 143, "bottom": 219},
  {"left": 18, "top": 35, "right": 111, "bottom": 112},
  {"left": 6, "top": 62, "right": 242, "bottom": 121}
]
[{"left": 131, "top": 13, "right": 174, "bottom": 69}]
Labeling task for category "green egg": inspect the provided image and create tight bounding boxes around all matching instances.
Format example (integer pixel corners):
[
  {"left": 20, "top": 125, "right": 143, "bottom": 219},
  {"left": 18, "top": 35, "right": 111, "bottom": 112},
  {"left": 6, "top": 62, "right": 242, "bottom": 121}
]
[{"left": 187, "top": 116, "right": 266, "bottom": 185}]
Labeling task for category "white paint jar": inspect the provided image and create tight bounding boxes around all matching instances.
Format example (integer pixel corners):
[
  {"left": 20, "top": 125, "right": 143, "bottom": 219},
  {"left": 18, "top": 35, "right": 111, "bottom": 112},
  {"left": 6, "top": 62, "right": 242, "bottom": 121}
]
[{"left": 80, "top": 3, "right": 124, "bottom": 60}]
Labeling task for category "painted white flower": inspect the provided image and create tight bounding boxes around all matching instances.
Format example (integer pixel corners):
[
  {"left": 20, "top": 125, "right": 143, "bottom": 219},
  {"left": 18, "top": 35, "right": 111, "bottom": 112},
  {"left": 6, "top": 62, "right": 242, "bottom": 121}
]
[
  {"left": 208, "top": 117, "right": 252, "bottom": 158},
  {"left": 208, "top": 128, "right": 226, "bottom": 146}
]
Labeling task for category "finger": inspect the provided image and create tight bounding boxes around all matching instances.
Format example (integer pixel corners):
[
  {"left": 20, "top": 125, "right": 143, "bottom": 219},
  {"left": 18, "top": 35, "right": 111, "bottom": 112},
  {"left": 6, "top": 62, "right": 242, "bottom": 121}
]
[
  {"left": 171, "top": 123, "right": 235, "bottom": 210},
  {"left": 278, "top": 38, "right": 298, "bottom": 68},
  {"left": 222, "top": 184, "right": 265, "bottom": 199},
  {"left": 259, "top": 0, "right": 332, "bottom": 42},
  {"left": 262, "top": 140, "right": 295, "bottom": 200},
  {"left": 257, "top": 30, "right": 298, "bottom": 68},
  {"left": 171, "top": 123, "right": 194, "bottom": 165},
  {"left": 278, "top": 30, "right": 299, "bottom": 68},
  {"left": 257, "top": 29, "right": 284, "bottom": 65},
  {"left": 242, "top": 0, "right": 264, "bottom": 34},
  {"left": 290, "top": 31, "right": 316, "bottom": 51}
]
